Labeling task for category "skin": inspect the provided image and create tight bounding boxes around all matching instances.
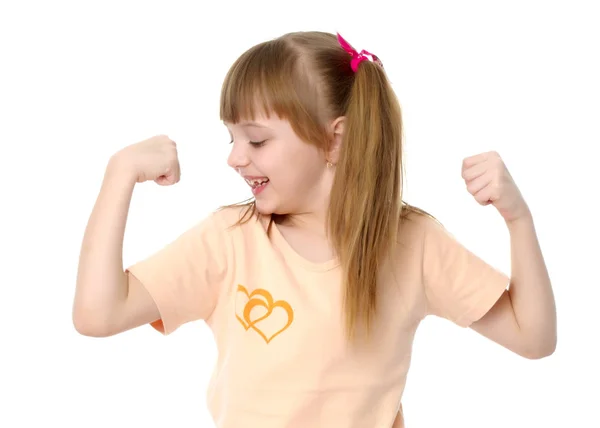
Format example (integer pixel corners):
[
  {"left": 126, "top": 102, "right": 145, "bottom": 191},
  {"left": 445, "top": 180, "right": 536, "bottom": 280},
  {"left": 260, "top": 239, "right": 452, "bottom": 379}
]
[
  {"left": 461, "top": 151, "right": 557, "bottom": 359},
  {"left": 75, "top": 115, "right": 556, "bottom": 361},
  {"left": 226, "top": 121, "right": 557, "bottom": 359},
  {"left": 224, "top": 114, "right": 344, "bottom": 262}
]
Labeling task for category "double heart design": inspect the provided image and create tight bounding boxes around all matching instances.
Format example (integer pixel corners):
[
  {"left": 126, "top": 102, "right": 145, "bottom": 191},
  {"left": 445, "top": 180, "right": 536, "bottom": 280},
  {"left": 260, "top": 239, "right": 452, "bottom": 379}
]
[{"left": 235, "top": 284, "right": 294, "bottom": 344}]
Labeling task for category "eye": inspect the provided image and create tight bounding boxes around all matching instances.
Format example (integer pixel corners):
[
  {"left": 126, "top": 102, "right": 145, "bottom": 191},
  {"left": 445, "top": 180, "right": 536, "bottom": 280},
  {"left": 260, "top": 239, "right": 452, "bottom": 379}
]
[{"left": 228, "top": 139, "right": 266, "bottom": 147}]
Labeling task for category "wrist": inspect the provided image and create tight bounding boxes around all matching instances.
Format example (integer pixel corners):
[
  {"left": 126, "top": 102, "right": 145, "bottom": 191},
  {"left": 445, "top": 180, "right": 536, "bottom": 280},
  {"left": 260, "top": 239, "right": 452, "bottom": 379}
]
[
  {"left": 106, "top": 153, "right": 138, "bottom": 185},
  {"left": 506, "top": 209, "right": 534, "bottom": 232}
]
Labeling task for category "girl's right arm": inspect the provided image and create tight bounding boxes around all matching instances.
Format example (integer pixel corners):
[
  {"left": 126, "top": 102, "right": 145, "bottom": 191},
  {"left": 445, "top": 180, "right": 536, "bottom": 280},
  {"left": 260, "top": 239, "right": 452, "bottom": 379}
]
[{"left": 72, "top": 135, "right": 181, "bottom": 337}]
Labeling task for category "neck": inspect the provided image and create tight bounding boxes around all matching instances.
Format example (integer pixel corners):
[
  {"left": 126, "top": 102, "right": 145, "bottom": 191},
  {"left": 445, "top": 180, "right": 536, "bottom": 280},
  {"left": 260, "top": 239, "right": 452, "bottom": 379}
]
[
  {"left": 275, "top": 168, "right": 334, "bottom": 237},
  {"left": 278, "top": 210, "right": 328, "bottom": 238}
]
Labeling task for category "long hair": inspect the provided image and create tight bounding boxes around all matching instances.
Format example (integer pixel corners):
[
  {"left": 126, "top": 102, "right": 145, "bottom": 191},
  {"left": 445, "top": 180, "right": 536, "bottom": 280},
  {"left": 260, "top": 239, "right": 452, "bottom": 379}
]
[{"left": 219, "top": 31, "right": 435, "bottom": 340}]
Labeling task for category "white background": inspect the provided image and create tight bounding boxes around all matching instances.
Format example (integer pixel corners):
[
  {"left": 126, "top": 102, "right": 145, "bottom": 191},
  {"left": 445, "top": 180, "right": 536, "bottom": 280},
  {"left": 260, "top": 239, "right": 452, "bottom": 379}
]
[{"left": 1, "top": 0, "right": 598, "bottom": 427}]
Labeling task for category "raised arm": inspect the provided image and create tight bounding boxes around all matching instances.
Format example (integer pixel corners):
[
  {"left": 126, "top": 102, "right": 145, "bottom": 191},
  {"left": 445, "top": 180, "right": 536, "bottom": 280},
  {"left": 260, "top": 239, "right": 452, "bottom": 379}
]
[{"left": 72, "top": 136, "right": 181, "bottom": 337}]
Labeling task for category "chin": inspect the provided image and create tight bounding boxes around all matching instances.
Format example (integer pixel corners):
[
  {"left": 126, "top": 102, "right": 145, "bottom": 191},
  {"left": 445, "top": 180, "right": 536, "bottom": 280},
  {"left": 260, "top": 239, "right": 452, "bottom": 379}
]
[
  {"left": 255, "top": 198, "right": 288, "bottom": 217},
  {"left": 254, "top": 198, "right": 276, "bottom": 215}
]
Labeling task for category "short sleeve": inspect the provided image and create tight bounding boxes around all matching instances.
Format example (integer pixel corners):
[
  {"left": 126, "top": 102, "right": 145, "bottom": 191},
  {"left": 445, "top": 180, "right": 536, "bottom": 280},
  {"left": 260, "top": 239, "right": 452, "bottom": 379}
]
[
  {"left": 421, "top": 216, "right": 509, "bottom": 328},
  {"left": 125, "top": 212, "right": 229, "bottom": 335}
]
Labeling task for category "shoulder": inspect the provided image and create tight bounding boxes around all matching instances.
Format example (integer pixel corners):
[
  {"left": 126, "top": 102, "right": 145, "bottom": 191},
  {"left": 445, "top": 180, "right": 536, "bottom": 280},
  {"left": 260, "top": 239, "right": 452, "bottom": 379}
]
[{"left": 397, "top": 203, "right": 444, "bottom": 244}]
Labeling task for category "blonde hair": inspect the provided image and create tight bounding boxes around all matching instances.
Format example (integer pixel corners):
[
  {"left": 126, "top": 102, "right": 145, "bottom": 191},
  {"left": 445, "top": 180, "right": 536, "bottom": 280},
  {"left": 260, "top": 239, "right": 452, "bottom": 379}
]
[{"left": 218, "top": 31, "right": 434, "bottom": 340}]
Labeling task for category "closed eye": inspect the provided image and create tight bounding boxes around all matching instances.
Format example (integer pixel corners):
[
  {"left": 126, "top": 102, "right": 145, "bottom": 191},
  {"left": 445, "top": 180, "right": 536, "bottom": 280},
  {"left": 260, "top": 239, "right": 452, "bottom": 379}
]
[
  {"left": 250, "top": 140, "right": 266, "bottom": 147},
  {"left": 229, "top": 139, "right": 266, "bottom": 147}
]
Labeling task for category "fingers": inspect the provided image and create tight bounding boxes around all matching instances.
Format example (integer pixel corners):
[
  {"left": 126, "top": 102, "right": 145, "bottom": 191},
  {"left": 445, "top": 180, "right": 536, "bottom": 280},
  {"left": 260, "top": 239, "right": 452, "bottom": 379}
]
[
  {"left": 473, "top": 186, "right": 494, "bottom": 205},
  {"left": 155, "top": 166, "right": 180, "bottom": 186},
  {"left": 462, "top": 150, "right": 499, "bottom": 169},
  {"left": 162, "top": 138, "right": 181, "bottom": 185},
  {"left": 461, "top": 161, "right": 488, "bottom": 181},
  {"left": 466, "top": 171, "right": 491, "bottom": 196}
]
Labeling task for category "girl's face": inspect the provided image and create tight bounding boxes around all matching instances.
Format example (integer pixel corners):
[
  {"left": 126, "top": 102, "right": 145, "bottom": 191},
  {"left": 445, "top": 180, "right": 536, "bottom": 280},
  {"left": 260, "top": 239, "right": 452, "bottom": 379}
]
[{"left": 225, "top": 114, "right": 332, "bottom": 217}]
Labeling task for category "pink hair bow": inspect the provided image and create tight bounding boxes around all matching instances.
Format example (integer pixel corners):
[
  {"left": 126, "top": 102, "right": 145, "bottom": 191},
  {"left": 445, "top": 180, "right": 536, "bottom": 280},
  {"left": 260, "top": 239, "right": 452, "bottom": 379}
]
[{"left": 336, "top": 32, "right": 384, "bottom": 72}]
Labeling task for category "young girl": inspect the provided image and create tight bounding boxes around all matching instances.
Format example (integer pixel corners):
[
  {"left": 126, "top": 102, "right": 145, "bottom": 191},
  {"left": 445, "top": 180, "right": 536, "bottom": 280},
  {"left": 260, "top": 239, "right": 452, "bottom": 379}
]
[{"left": 73, "top": 31, "right": 557, "bottom": 427}]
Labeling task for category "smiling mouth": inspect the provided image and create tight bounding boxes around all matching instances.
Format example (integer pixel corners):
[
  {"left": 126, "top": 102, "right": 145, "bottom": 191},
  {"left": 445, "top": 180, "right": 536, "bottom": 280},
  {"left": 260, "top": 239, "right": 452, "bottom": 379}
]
[
  {"left": 245, "top": 178, "right": 269, "bottom": 188},
  {"left": 245, "top": 177, "right": 269, "bottom": 196}
]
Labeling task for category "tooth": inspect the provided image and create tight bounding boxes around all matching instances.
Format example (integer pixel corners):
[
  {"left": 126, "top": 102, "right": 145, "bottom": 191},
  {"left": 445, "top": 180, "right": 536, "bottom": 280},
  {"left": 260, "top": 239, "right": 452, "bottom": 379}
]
[{"left": 245, "top": 178, "right": 268, "bottom": 187}]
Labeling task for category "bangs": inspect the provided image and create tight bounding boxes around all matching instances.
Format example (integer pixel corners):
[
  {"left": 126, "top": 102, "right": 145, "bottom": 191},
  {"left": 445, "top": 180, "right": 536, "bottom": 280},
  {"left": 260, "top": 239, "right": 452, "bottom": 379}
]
[
  {"left": 219, "top": 39, "right": 321, "bottom": 129},
  {"left": 220, "top": 40, "right": 294, "bottom": 123}
]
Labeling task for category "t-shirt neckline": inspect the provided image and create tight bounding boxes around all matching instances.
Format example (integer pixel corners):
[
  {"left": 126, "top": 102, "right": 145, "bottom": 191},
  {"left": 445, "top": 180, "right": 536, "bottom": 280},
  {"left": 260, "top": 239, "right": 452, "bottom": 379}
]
[{"left": 268, "top": 220, "right": 340, "bottom": 273}]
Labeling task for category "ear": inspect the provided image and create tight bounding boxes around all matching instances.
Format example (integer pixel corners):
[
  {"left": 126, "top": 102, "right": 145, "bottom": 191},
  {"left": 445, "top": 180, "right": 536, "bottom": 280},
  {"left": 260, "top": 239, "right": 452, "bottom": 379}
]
[{"left": 327, "top": 116, "right": 345, "bottom": 165}]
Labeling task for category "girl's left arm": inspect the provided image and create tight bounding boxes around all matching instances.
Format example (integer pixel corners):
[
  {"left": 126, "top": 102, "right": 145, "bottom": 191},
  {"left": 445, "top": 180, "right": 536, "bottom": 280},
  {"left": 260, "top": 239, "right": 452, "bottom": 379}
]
[
  {"left": 461, "top": 151, "right": 557, "bottom": 359},
  {"left": 471, "top": 211, "right": 557, "bottom": 359}
]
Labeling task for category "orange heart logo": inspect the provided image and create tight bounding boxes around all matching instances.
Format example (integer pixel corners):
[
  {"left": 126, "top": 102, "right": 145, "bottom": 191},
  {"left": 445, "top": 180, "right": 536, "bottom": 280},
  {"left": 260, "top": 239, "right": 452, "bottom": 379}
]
[{"left": 235, "top": 284, "right": 294, "bottom": 344}]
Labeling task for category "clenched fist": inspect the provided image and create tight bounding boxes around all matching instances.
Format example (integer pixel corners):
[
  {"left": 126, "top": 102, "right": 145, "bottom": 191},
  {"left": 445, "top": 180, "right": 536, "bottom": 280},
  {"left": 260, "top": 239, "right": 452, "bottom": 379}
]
[{"left": 111, "top": 135, "right": 181, "bottom": 186}]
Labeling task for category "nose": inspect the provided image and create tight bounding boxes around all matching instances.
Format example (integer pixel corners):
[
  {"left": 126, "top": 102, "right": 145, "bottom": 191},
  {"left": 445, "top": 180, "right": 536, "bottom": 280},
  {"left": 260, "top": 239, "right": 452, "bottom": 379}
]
[{"left": 227, "top": 141, "right": 250, "bottom": 170}]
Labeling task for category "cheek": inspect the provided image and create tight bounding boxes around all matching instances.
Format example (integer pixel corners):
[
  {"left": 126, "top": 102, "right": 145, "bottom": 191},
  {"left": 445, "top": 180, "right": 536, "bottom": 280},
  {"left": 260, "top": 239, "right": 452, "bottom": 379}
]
[
  {"left": 257, "top": 140, "right": 324, "bottom": 190},
  {"left": 278, "top": 153, "right": 324, "bottom": 190}
]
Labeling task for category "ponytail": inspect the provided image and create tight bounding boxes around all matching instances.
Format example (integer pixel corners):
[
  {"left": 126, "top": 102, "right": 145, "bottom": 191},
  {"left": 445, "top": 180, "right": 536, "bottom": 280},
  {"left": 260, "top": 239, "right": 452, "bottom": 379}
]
[
  {"left": 218, "top": 31, "right": 428, "bottom": 341},
  {"left": 327, "top": 61, "right": 404, "bottom": 339}
]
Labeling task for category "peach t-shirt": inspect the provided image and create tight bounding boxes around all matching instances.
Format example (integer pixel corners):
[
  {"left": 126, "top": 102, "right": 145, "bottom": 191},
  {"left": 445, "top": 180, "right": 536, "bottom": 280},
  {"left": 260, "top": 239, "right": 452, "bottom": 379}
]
[{"left": 126, "top": 205, "right": 509, "bottom": 428}]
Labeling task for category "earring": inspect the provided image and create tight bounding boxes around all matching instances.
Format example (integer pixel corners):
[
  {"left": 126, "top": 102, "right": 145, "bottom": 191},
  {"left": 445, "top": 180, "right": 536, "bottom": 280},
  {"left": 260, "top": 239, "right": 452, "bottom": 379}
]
[{"left": 326, "top": 161, "right": 333, "bottom": 168}]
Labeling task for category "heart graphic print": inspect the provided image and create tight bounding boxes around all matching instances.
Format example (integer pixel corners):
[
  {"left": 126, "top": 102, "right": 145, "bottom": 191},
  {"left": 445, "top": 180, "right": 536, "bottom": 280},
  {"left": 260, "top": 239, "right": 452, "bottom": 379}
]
[{"left": 235, "top": 284, "right": 294, "bottom": 344}]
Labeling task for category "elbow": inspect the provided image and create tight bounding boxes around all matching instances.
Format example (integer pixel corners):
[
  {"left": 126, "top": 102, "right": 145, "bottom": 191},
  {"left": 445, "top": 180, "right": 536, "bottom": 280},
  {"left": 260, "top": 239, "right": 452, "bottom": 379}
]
[
  {"left": 73, "top": 316, "right": 107, "bottom": 338},
  {"left": 524, "top": 347, "right": 555, "bottom": 360},
  {"left": 73, "top": 321, "right": 100, "bottom": 338},
  {"left": 522, "top": 337, "right": 557, "bottom": 360},
  {"left": 72, "top": 306, "right": 111, "bottom": 338}
]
